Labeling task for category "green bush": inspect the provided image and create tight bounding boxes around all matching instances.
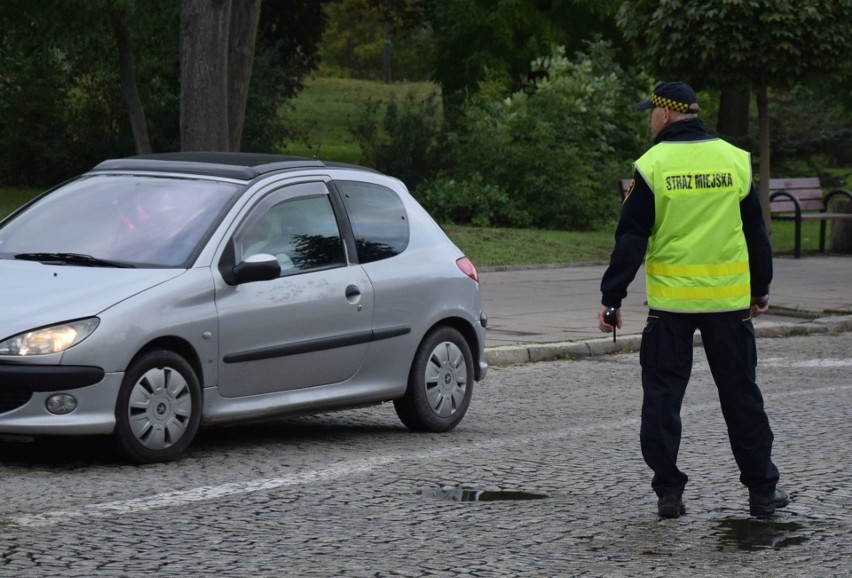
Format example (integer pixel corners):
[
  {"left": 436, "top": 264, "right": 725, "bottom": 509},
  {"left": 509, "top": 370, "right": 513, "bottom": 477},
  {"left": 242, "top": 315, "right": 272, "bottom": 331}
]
[
  {"left": 418, "top": 175, "right": 531, "bottom": 228},
  {"left": 441, "top": 41, "right": 647, "bottom": 230},
  {"left": 769, "top": 85, "right": 852, "bottom": 185},
  {"left": 349, "top": 93, "right": 442, "bottom": 192}
]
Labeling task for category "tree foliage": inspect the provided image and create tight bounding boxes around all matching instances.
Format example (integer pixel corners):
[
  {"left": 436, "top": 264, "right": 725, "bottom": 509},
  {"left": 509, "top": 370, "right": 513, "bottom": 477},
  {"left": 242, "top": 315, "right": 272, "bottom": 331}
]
[
  {"left": 424, "top": 42, "right": 647, "bottom": 229},
  {"left": 0, "top": 0, "right": 326, "bottom": 186},
  {"left": 616, "top": 0, "right": 852, "bottom": 225},
  {"left": 617, "top": 0, "right": 852, "bottom": 91},
  {"left": 768, "top": 86, "right": 852, "bottom": 180},
  {"left": 429, "top": 0, "right": 626, "bottom": 125},
  {"left": 318, "top": 0, "right": 434, "bottom": 81},
  {"left": 0, "top": 0, "right": 172, "bottom": 184}
]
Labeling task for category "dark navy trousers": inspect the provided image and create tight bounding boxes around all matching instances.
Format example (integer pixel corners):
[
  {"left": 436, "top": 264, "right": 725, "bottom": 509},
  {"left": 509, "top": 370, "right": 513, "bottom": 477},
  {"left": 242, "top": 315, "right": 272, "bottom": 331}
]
[{"left": 639, "top": 309, "right": 780, "bottom": 498}]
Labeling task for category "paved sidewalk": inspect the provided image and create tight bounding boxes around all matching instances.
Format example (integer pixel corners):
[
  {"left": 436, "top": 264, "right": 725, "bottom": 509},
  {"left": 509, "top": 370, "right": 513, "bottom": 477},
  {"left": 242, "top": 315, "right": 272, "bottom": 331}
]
[{"left": 480, "top": 255, "right": 852, "bottom": 365}]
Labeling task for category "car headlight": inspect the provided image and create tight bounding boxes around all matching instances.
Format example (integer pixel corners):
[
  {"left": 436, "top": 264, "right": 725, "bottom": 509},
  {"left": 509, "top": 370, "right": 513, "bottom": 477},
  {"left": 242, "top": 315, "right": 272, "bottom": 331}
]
[{"left": 0, "top": 318, "right": 100, "bottom": 356}]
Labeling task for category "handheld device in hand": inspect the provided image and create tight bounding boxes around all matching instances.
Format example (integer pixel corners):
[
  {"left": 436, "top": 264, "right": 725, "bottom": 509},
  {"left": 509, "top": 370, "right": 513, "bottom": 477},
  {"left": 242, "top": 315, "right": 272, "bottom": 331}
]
[{"left": 604, "top": 307, "right": 618, "bottom": 343}]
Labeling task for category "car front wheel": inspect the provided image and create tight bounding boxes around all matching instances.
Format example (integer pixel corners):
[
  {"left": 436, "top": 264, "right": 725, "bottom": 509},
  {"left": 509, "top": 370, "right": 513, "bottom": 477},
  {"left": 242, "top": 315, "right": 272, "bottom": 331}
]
[
  {"left": 114, "top": 350, "right": 202, "bottom": 463},
  {"left": 394, "top": 326, "right": 474, "bottom": 432}
]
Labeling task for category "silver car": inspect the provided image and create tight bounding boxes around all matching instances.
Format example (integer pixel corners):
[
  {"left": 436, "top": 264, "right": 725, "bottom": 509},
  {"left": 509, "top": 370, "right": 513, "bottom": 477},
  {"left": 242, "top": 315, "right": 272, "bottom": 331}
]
[{"left": 0, "top": 153, "right": 487, "bottom": 463}]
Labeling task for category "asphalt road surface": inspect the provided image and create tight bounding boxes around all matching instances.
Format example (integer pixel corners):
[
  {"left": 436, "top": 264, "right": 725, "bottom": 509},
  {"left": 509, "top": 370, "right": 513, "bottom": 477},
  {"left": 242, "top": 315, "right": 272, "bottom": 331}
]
[{"left": 2, "top": 331, "right": 850, "bottom": 577}]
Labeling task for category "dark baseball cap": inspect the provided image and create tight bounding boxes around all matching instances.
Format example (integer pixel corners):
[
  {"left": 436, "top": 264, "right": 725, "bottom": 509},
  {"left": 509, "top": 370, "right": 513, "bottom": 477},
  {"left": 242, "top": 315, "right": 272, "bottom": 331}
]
[{"left": 635, "top": 82, "right": 700, "bottom": 114}]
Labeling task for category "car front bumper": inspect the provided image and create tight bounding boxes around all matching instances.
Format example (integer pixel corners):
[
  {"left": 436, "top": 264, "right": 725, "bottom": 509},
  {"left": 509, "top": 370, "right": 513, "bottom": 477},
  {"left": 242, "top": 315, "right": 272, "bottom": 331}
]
[{"left": 0, "top": 365, "right": 122, "bottom": 435}]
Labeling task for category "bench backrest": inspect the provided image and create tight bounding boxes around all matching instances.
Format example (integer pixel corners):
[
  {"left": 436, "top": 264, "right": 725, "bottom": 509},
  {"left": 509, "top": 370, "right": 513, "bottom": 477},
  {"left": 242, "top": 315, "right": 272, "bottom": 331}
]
[{"left": 769, "top": 177, "right": 824, "bottom": 213}]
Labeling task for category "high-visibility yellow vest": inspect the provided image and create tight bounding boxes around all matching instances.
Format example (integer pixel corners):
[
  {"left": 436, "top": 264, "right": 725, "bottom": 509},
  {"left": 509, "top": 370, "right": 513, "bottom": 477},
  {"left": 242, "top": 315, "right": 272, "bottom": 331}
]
[{"left": 634, "top": 138, "right": 753, "bottom": 312}]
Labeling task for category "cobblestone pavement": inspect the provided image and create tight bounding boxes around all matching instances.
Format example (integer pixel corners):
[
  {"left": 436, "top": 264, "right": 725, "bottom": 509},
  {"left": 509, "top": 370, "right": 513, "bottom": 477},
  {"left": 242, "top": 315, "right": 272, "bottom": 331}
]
[{"left": 1, "top": 332, "right": 850, "bottom": 577}]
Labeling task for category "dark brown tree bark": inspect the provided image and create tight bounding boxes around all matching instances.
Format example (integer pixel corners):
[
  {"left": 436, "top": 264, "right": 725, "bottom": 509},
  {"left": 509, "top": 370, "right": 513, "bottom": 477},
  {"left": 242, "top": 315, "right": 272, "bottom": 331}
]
[
  {"left": 180, "top": 0, "right": 232, "bottom": 151},
  {"left": 227, "top": 0, "right": 262, "bottom": 151},
  {"left": 716, "top": 88, "right": 750, "bottom": 138},
  {"left": 110, "top": 8, "right": 151, "bottom": 155},
  {"left": 757, "top": 87, "right": 772, "bottom": 235},
  {"left": 828, "top": 201, "right": 852, "bottom": 253}
]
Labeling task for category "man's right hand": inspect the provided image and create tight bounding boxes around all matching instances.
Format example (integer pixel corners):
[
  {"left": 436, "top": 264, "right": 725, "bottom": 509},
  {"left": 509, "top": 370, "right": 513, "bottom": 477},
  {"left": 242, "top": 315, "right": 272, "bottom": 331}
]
[{"left": 598, "top": 305, "right": 622, "bottom": 333}]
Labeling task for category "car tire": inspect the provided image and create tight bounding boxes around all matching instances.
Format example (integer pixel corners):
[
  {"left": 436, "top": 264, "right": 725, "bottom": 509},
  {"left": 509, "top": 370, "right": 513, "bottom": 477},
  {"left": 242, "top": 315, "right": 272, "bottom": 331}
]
[
  {"left": 114, "top": 350, "right": 202, "bottom": 463},
  {"left": 394, "top": 326, "right": 474, "bottom": 432}
]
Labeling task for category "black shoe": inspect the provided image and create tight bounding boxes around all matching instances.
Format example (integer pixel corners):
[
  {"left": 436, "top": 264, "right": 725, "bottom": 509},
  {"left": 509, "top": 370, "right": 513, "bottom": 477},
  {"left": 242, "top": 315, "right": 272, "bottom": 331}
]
[
  {"left": 749, "top": 488, "right": 789, "bottom": 517},
  {"left": 657, "top": 495, "right": 685, "bottom": 518}
]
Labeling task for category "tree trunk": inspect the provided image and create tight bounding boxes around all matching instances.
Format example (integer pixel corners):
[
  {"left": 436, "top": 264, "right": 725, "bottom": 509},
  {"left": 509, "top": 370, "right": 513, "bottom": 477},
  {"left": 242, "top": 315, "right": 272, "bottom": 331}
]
[
  {"left": 828, "top": 200, "right": 852, "bottom": 253},
  {"left": 227, "top": 0, "right": 262, "bottom": 152},
  {"left": 716, "top": 88, "right": 750, "bottom": 137},
  {"left": 110, "top": 8, "right": 151, "bottom": 155},
  {"left": 756, "top": 86, "right": 772, "bottom": 235},
  {"left": 180, "top": 0, "right": 232, "bottom": 151}
]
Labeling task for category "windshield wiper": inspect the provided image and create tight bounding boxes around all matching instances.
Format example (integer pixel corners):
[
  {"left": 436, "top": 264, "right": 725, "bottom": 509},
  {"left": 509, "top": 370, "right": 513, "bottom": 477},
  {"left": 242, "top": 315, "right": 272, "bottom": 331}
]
[{"left": 14, "top": 252, "right": 136, "bottom": 268}]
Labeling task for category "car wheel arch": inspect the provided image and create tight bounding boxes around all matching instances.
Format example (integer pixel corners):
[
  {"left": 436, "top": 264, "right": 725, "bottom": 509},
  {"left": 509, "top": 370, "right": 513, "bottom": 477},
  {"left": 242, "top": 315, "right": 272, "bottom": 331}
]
[
  {"left": 130, "top": 336, "right": 205, "bottom": 389},
  {"left": 423, "top": 317, "right": 482, "bottom": 378}
]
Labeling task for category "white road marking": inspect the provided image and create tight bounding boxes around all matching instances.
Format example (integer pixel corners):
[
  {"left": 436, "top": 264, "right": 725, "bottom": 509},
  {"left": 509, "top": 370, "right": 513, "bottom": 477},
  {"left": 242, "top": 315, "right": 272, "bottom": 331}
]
[
  {"left": 761, "top": 357, "right": 852, "bottom": 368},
  {"left": 9, "top": 418, "right": 642, "bottom": 529},
  {"left": 6, "top": 384, "right": 850, "bottom": 528}
]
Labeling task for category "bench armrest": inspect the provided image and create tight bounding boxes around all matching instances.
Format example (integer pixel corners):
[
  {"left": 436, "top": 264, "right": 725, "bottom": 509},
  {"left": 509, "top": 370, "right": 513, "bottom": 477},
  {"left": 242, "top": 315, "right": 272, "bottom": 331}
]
[
  {"left": 769, "top": 190, "right": 802, "bottom": 216},
  {"left": 825, "top": 188, "right": 852, "bottom": 210}
]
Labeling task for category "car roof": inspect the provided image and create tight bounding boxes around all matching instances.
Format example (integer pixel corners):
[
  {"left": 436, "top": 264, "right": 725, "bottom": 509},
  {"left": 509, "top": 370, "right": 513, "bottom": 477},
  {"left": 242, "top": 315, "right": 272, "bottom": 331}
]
[{"left": 90, "top": 152, "right": 380, "bottom": 181}]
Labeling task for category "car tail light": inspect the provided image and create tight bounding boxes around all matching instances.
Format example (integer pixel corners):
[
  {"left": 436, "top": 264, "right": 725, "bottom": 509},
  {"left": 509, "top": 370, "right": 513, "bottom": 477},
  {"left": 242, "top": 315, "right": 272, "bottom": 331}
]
[{"left": 456, "top": 257, "right": 479, "bottom": 283}]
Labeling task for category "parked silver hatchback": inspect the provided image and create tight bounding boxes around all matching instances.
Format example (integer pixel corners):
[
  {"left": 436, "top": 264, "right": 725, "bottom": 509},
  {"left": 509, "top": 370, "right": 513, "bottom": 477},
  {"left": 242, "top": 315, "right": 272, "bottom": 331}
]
[{"left": 0, "top": 153, "right": 487, "bottom": 462}]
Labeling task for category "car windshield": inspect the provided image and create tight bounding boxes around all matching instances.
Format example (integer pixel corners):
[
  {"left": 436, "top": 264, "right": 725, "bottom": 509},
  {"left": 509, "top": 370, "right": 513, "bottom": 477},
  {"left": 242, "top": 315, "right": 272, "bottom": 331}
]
[{"left": 0, "top": 174, "right": 241, "bottom": 267}]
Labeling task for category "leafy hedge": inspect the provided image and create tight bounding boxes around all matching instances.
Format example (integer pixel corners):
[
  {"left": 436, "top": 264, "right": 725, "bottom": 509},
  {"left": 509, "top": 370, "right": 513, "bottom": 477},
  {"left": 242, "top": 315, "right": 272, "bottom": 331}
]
[{"left": 351, "top": 41, "right": 648, "bottom": 229}]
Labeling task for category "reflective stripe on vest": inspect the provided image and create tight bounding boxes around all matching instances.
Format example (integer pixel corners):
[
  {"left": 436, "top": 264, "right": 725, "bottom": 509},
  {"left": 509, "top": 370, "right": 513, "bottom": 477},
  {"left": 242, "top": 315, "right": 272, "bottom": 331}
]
[{"left": 635, "top": 138, "right": 753, "bottom": 312}]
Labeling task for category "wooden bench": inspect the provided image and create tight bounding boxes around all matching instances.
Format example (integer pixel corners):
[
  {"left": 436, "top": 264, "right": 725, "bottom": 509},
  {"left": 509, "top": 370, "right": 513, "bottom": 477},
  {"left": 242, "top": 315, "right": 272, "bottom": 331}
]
[{"left": 769, "top": 177, "right": 852, "bottom": 258}]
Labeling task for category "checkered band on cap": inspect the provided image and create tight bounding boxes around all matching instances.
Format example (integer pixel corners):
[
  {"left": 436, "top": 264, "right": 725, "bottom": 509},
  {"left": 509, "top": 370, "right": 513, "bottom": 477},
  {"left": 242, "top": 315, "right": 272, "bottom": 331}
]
[
  {"left": 650, "top": 93, "right": 691, "bottom": 113},
  {"left": 635, "top": 82, "right": 698, "bottom": 113}
]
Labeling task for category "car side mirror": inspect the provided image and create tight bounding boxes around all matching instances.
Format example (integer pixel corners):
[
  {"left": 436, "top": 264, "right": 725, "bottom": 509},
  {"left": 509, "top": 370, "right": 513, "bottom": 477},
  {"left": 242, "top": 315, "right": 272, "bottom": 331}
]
[{"left": 231, "top": 253, "right": 281, "bottom": 284}]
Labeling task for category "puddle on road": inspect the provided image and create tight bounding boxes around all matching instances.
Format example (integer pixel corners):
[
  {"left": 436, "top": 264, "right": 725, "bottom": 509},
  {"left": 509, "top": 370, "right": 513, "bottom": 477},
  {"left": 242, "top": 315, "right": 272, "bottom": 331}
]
[
  {"left": 715, "top": 518, "right": 808, "bottom": 551},
  {"left": 422, "top": 485, "right": 548, "bottom": 502}
]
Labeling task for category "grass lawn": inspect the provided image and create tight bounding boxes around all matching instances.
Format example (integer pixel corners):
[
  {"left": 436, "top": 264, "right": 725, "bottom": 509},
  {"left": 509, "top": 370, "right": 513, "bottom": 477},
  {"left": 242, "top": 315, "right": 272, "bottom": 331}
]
[
  {"left": 280, "top": 76, "right": 440, "bottom": 164},
  {"left": 0, "top": 188, "right": 41, "bottom": 218},
  {"left": 445, "top": 220, "right": 837, "bottom": 267},
  {"left": 443, "top": 225, "right": 616, "bottom": 267}
]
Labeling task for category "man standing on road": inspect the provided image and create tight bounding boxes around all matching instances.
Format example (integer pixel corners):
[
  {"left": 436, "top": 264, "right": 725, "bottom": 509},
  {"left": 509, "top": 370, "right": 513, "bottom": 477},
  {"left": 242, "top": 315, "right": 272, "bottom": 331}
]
[{"left": 597, "top": 82, "right": 788, "bottom": 519}]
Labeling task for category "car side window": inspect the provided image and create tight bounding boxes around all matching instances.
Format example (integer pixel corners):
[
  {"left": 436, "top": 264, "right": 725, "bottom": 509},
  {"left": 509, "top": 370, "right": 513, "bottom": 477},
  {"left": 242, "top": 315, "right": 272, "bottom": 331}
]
[
  {"left": 336, "top": 180, "right": 409, "bottom": 263},
  {"left": 236, "top": 184, "right": 346, "bottom": 274}
]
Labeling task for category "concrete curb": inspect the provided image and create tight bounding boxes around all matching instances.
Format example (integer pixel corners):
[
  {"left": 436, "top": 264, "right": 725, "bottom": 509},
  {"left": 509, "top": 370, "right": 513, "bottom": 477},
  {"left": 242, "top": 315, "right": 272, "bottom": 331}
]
[{"left": 484, "top": 314, "right": 852, "bottom": 366}]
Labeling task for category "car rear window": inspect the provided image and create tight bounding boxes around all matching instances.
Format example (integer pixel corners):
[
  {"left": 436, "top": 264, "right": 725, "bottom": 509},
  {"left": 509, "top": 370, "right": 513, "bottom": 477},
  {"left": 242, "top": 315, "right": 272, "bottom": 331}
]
[{"left": 336, "top": 180, "right": 409, "bottom": 263}]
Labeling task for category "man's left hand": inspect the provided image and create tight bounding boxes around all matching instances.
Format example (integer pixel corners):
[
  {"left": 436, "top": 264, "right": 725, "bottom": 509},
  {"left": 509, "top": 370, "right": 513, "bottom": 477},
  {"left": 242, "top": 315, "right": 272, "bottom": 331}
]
[{"left": 751, "top": 295, "right": 769, "bottom": 318}]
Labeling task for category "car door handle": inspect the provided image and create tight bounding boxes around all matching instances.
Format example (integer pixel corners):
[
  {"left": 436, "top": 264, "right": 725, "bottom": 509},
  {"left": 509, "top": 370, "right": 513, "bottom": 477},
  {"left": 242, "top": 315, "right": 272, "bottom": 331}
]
[{"left": 345, "top": 285, "right": 361, "bottom": 301}]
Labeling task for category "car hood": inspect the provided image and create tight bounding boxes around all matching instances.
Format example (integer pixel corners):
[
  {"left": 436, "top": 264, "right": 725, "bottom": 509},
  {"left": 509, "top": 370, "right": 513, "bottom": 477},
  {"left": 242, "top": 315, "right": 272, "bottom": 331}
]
[{"left": 0, "top": 259, "right": 187, "bottom": 337}]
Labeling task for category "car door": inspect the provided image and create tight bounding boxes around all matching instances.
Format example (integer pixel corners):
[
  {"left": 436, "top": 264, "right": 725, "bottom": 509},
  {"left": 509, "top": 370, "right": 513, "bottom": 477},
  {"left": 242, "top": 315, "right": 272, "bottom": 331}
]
[{"left": 214, "top": 181, "right": 374, "bottom": 397}]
